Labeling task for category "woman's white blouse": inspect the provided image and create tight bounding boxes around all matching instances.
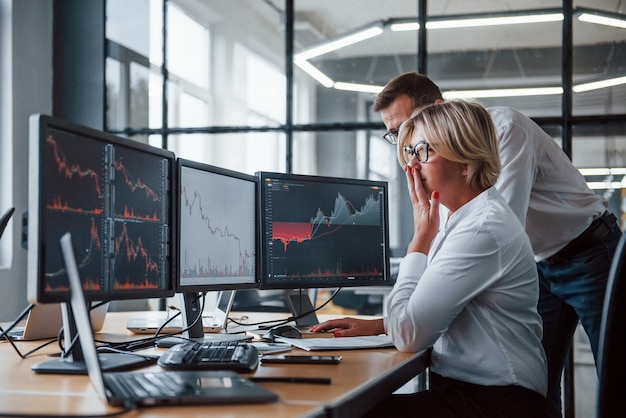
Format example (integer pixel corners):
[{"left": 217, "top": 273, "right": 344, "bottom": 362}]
[{"left": 386, "top": 187, "right": 547, "bottom": 396}]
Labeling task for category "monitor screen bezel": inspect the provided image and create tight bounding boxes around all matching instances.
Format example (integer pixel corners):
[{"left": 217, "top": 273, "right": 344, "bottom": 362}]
[
  {"left": 175, "top": 158, "right": 260, "bottom": 293},
  {"left": 27, "top": 114, "right": 177, "bottom": 304},
  {"left": 257, "top": 171, "right": 391, "bottom": 290}
]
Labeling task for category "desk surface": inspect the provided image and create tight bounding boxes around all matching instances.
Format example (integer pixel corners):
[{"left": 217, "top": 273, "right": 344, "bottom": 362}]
[{"left": 0, "top": 311, "right": 429, "bottom": 418}]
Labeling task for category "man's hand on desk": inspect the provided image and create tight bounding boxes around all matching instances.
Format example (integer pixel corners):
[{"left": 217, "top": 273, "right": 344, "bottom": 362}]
[{"left": 309, "top": 318, "right": 385, "bottom": 337}]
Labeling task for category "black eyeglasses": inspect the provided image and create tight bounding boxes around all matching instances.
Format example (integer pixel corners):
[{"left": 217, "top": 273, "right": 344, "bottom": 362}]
[
  {"left": 402, "top": 141, "right": 430, "bottom": 165},
  {"left": 382, "top": 129, "right": 399, "bottom": 145}
]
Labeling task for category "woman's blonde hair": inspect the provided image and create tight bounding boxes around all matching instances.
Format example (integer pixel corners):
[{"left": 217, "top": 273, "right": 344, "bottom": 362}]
[{"left": 397, "top": 100, "right": 501, "bottom": 190}]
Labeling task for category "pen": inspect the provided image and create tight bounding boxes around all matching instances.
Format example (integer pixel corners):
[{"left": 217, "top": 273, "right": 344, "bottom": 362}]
[
  {"left": 250, "top": 376, "right": 331, "bottom": 385},
  {"left": 123, "top": 339, "right": 157, "bottom": 351}
]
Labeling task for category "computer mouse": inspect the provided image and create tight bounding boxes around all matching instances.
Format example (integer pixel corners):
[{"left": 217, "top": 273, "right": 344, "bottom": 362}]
[{"left": 263, "top": 325, "right": 302, "bottom": 340}]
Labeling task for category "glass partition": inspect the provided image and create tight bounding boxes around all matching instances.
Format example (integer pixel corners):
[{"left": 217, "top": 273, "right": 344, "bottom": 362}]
[
  {"left": 104, "top": 0, "right": 626, "bottom": 247},
  {"left": 573, "top": 4, "right": 626, "bottom": 117}
]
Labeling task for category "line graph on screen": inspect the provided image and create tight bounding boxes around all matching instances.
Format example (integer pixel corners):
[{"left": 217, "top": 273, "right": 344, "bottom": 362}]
[
  {"left": 272, "top": 191, "right": 381, "bottom": 252},
  {"left": 179, "top": 167, "right": 256, "bottom": 283},
  {"left": 264, "top": 178, "right": 386, "bottom": 282}
]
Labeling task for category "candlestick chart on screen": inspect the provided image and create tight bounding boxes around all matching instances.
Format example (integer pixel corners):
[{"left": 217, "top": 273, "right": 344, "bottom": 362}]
[{"left": 42, "top": 129, "right": 170, "bottom": 295}]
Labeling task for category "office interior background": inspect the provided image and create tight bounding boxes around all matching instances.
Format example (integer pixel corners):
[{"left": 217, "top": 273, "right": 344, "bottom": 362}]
[{"left": 1, "top": 0, "right": 625, "bottom": 413}]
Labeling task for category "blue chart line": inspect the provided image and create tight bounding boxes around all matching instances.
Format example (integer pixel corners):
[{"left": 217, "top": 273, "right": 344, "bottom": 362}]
[{"left": 272, "top": 192, "right": 381, "bottom": 251}]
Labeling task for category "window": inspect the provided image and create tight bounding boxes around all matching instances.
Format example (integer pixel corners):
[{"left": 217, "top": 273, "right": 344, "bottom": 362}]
[{"left": 105, "top": 0, "right": 626, "bottom": 250}]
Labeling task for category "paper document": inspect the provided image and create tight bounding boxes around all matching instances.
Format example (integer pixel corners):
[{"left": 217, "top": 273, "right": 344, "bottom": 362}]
[{"left": 276, "top": 334, "right": 394, "bottom": 351}]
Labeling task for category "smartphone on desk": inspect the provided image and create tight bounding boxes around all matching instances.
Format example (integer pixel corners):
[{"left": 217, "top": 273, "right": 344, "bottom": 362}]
[
  {"left": 250, "top": 342, "right": 292, "bottom": 355},
  {"left": 261, "top": 355, "right": 342, "bottom": 364}
]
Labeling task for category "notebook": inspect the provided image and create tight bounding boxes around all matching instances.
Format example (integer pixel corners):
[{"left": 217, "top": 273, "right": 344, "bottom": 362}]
[
  {"left": 126, "top": 290, "right": 235, "bottom": 335},
  {"left": 4, "top": 301, "right": 107, "bottom": 341},
  {"left": 60, "top": 232, "right": 278, "bottom": 408},
  {"left": 276, "top": 334, "right": 394, "bottom": 351}
]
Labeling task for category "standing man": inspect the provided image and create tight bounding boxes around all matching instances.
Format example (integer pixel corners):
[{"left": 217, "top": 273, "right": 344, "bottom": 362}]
[{"left": 372, "top": 72, "right": 622, "bottom": 418}]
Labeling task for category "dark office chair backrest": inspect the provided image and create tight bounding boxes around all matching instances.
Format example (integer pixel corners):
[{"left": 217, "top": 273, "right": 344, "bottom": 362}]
[
  {"left": 0, "top": 207, "right": 15, "bottom": 239},
  {"left": 596, "top": 230, "right": 626, "bottom": 418}
]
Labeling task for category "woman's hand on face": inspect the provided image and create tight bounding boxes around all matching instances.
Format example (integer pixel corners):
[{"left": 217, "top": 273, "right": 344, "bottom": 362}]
[
  {"left": 309, "top": 318, "right": 384, "bottom": 337},
  {"left": 405, "top": 165, "right": 440, "bottom": 255}
]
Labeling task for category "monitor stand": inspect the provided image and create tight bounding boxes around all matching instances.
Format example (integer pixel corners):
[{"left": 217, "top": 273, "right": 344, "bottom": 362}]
[
  {"left": 284, "top": 289, "right": 319, "bottom": 329},
  {"left": 31, "top": 303, "right": 154, "bottom": 375},
  {"left": 180, "top": 291, "right": 206, "bottom": 340},
  {"left": 153, "top": 292, "right": 210, "bottom": 348}
]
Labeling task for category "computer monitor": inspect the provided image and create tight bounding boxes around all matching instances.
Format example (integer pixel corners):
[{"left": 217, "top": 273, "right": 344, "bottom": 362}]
[
  {"left": 26, "top": 114, "right": 176, "bottom": 373},
  {"left": 176, "top": 159, "right": 259, "bottom": 338},
  {"left": 257, "top": 172, "right": 390, "bottom": 326}
]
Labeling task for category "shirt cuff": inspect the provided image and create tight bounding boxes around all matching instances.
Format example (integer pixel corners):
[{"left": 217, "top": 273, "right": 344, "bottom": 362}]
[{"left": 397, "top": 252, "right": 428, "bottom": 281}]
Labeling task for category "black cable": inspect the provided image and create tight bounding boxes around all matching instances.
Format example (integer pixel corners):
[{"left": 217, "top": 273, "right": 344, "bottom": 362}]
[
  {"left": 0, "top": 304, "right": 58, "bottom": 359},
  {"left": 1, "top": 334, "right": 58, "bottom": 360},
  {"left": 62, "top": 332, "right": 80, "bottom": 360},
  {"left": 57, "top": 301, "right": 102, "bottom": 354},
  {"left": 96, "top": 310, "right": 184, "bottom": 352},
  {"left": 179, "top": 292, "right": 207, "bottom": 333},
  {"left": 94, "top": 346, "right": 159, "bottom": 361},
  {"left": 60, "top": 301, "right": 108, "bottom": 359},
  {"left": 289, "top": 288, "right": 342, "bottom": 323},
  {"left": 0, "top": 307, "right": 131, "bottom": 418},
  {"left": 89, "top": 301, "right": 110, "bottom": 310},
  {"left": 20, "top": 338, "right": 59, "bottom": 358},
  {"left": 227, "top": 288, "right": 342, "bottom": 328},
  {"left": 57, "top": 326, "right": 65, "bottom": 352},
  {"left": 96, "top": 296, "right": 207, "bottom": 352},
  {"left": 153, "top": 309, "right": 182, "bottom": 336},
  {"left": 228, "top": 315, "right": 291, "bottom": 329},
  {"left": 0, "top": 303, "right": 35, "bottom": 340}
]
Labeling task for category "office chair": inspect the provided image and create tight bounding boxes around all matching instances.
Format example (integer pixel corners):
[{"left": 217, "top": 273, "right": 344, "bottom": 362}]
[
  {"left": 0, "top": 207, "right": 15, "bottom": 239},
  {"left": 596, "top": 230, "right": 626, "bottom": 418}
]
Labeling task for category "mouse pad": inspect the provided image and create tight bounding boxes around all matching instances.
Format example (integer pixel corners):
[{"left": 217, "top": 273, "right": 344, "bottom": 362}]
[{"left": 245, "top": 328, "right": 334, "bottom": 340}]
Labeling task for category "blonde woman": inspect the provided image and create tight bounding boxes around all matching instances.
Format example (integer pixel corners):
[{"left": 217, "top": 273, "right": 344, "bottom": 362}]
[{"left": 311, "top": 100, "right": 548, "bottom": 417}]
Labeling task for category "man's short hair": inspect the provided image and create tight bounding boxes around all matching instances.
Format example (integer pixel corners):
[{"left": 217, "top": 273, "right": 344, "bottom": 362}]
[{"left": 373, "top": 72, "right": 443, "bottom": 112}]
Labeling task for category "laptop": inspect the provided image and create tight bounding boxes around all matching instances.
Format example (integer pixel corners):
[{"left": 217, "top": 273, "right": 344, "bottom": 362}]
[
  {"left": 4, "top": 301, "right": 107, "bottom": 341},
  {"left": 60, "top": 232, "right": 278, "bottom": 408},
  {"left": 126, "top": 290, "right": 235, "bottom": 335}
]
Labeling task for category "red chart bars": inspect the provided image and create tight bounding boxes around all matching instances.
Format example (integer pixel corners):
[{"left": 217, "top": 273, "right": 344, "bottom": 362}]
[{"left": 40, "top": 125, "right": 172, "bottom": 299}]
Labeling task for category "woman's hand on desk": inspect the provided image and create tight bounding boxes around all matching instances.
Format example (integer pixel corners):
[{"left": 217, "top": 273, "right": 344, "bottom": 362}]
[{"left": 309, "top": 318, "right": 384, "bottom": 337}]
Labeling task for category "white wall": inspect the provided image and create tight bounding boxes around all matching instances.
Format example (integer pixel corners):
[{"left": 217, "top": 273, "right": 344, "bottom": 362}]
[{"left": 0, "top": 0, "right": 52, "bottom": 321}]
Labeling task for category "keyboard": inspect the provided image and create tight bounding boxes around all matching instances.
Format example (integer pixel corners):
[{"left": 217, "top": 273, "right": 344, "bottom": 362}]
[
  {"left": 157, "top": 341, "right": 259, "bottom": 373},
  {"left": 5, "top": 329, "right": 24, "bottom": 337}
]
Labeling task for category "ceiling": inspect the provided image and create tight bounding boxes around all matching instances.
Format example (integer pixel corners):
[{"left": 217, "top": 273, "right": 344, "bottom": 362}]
[
  {"left": 184, "top": 0, "right": 626, "bottom": 120},
  {"left": 273, "top": 0, "right": 626, "bottom": 53},
  {"left": 254, "top": 0, "right": 626, "bottom": 118}
]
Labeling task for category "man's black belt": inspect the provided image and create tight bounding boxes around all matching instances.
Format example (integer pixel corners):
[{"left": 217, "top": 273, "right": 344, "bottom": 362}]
[{"left": 547, "top": 211, "right": 617, "bottom": 263}]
